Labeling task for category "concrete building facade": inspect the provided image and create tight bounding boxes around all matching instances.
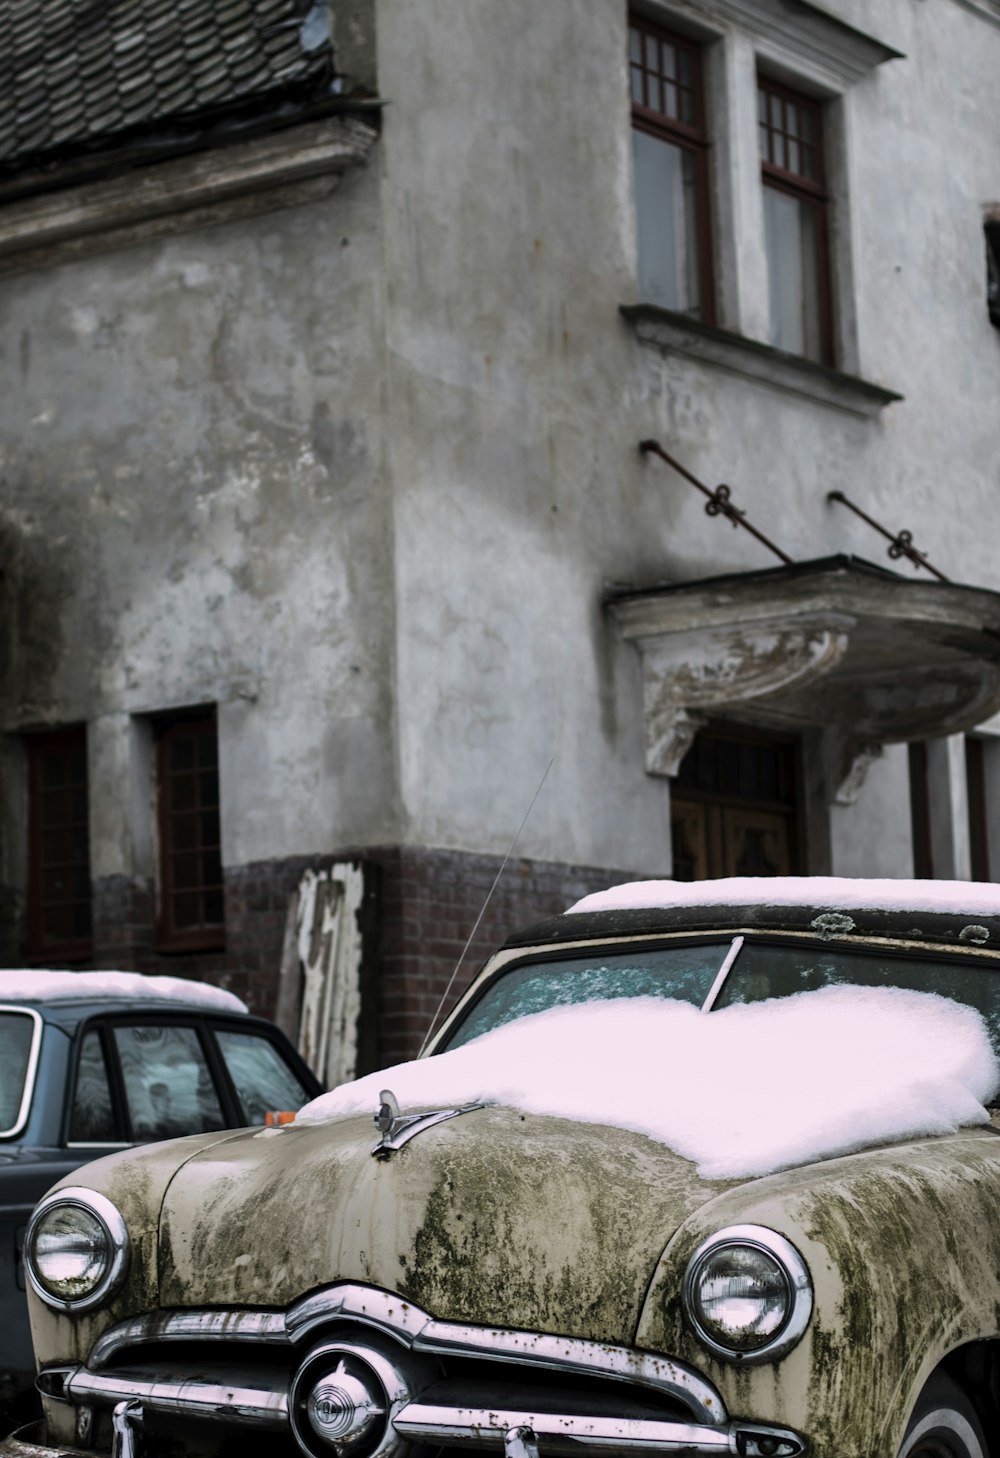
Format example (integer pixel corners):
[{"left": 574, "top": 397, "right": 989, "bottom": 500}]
[{"left": 1, "top": 0, "right": 999, "bottom": 1076}]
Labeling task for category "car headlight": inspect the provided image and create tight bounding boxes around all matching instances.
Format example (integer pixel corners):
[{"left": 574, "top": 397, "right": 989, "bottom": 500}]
[
  {"left": 25, "top": 1187, "right": 130, "bottom": 1313},
  {"left": 682, "top": 1224, "right": 812, "bottom": 1363}
]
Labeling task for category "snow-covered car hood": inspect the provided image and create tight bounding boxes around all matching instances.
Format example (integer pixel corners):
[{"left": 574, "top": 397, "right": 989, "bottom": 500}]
[{"left": 155, "top": 1104, "right": 736, "bottom": 1340}]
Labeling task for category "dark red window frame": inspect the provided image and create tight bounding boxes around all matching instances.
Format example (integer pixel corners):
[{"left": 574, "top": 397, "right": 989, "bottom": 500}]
[
  {"left": 629, "top": 12, "right": 715, "bottom": 325},
  {"left": 26, "top": 726, "right": 92, "bottom": 964},
  {"left": 757, "top": 73, "right": 833, "bottom": 365},
  {"left": 155, "top": 711, "right": 225, "bottom": 953}
]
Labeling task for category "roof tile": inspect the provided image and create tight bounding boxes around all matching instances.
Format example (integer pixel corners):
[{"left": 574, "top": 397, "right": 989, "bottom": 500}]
[{"left": 0, "top": 0, "right": 337, "bottom": 175}]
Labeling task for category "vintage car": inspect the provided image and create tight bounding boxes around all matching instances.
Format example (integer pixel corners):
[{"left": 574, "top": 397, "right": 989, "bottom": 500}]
[
  {"left": 0, "top": 968, "right": 322, "bottom": 1429},
  {"left": 6, "top": 877, "right": 1000, "bottom": 1458}
]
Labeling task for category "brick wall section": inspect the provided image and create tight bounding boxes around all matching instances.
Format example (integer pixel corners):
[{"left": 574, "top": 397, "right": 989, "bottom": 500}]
[
  {"left": 370, "top": 847, "right": 636, "bottom": 1066},
  {"left": 76, "top": 847, "right": 638, "bottom": 1072}
]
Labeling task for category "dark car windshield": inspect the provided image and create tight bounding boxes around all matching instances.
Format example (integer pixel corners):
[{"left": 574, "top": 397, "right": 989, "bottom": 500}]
[
  {"left": 442, "top": 936, "right": 1000, "bottom": 1057},
  {"left": 442, "top": 941, "right": 734, "bottom": 1048},
  {"left": 0, "top": 1010, "right": 40, "bottom": 1135}
]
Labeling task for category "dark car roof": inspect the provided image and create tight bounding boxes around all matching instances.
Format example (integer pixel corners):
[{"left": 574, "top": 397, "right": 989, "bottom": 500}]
[{"left": 504, "top": 877, "right": 1000, "bottom": 958}]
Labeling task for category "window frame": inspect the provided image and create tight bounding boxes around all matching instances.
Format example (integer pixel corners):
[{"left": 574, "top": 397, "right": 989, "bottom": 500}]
[
  {"left": 628, "top": 11, "right": 715, "bottom": 325},
  {"left": 155, "top": 710, "right": 225, "bottom": 954},
  {"left": 25, "top": 726, "right": 93, "bottom": 965},
  {"left": 757, "top": 71, "right": 834, "bottom": 366}
]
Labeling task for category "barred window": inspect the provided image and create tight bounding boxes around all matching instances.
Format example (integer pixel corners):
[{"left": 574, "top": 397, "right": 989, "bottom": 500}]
[
  {"left": 156, "top": 711, "right": 225, "bottom": 951},
  {"left": 26, "top": 727, "right": 92, "bottom": 963}
]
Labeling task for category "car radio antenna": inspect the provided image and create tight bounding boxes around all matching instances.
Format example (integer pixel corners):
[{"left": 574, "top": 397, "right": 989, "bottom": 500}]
[{"left": 418, "top": 757, "right": 554, "bottom": 1056}]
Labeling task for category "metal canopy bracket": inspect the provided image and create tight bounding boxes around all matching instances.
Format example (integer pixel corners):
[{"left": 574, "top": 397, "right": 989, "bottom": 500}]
[{"left": 608, "top": 556, "right": 1000, "bottom": 784}]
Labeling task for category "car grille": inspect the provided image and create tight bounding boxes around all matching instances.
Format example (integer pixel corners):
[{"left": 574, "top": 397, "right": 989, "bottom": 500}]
[{"left": 37, "top": 1282, "right": 804, "bottom": 1458}]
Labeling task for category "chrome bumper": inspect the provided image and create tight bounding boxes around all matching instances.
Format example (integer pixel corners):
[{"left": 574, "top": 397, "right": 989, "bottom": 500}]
[
  {"left": 25, "top": 1375, "right": 808, "bottom": 1458},
  {"left": 26, "top": 1283, "right": 808, "bottom": 1458}
]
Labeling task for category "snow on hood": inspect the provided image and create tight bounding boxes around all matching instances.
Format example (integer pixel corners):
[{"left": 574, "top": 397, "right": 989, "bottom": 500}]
[
  {"left": 0, "top": 968, "right": 247, "bottom": 1014},
  {"left": 566, "top": 875, "right": 1000, "bottom": 918},
  {"left": 297, "top": 986, "right": 1000, "bottom": 1180}
]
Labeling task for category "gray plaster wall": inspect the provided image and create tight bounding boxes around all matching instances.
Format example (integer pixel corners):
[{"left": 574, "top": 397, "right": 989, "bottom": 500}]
[
  {"left": 0, "top": 155, "right": 399, "bottom": 881},
  {"left": 0, "top": 0, "right": 998, "bottom": 909},
  {"left": 376, "top": 0, "right": 1000, "bottom": 877}
]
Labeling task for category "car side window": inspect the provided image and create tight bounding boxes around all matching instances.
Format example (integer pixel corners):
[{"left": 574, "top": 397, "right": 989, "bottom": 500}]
[
  {"left": 69, "top": 1029, "right": 116, "bottom": 1143},
  {"left": 215, "top": 1030, "right": 311, "bottom": 1124},
  {"left": 113, "top": 1024, "right": 225, "bottom": 1140}
]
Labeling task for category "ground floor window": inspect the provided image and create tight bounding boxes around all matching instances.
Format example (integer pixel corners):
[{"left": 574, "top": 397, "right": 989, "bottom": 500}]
[
  {"left": 670, "top": 725, "right": 801, "bottom": 879},
  {"left": 155, "top": 709, "right": 225, "bottom": 952},
  {"left": 26, "top": 726, "right": 92, "bottom": 963}
]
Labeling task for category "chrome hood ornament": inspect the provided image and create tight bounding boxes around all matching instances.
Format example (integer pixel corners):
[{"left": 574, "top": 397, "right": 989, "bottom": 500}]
[{"left": 372, "top": 1089, "right": 485, "bottom": 1158}]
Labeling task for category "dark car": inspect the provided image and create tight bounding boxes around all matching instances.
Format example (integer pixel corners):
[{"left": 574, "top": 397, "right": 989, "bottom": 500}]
[{"left": 0, "top": 967, "right": 322, "bottom": 1427}]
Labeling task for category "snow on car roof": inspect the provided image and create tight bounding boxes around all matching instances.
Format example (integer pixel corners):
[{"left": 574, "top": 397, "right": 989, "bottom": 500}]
[
  {"left": 565, "top": 876, "right": 1000, "bottom": 918},
  {"left": 0, "top": 968, "right": 247, "bottom": 1014},
  {"left": 298, "top": 986, "right": 999, "bottom": 1180}
]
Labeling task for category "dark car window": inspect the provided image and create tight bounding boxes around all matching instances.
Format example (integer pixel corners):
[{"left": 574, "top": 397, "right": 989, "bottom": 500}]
[
  {"left": 113, "top": 1024, "right": 226, "bottom": 1140},
  {"left": 69, "top": 1030, "right": 116, "bottom": 1142},
  {"left": 715, "top": 941, "right": 1000, "bottom": 1054},
  {"left": 215, "top": 1030, "right": 312, "bottom": 1124},
  {"left": 0, "top": 1011, "right": 38, "bottom": 1134},
  {"left": 443, "top": 942, "right": 733, "bottom": 1049}
]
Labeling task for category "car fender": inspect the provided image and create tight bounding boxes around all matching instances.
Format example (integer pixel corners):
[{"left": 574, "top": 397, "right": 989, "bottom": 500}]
[{"left": 635, "top": 1126, "right": 1000, "bottom": 1458}]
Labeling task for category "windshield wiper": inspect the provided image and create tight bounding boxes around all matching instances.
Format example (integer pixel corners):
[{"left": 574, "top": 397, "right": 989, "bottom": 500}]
[{"left": 701, "top": 936, "right": 744, "bottom": 1012}]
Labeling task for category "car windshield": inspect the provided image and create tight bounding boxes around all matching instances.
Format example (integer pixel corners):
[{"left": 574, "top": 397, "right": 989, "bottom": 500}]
[
  {"left": 0, "top": 1010, "right": 39, "bottom": 1136},
  {"left": 443, "top": 941, "right": 734, "bottom": 1048},
  {"left": 442, "top": 936, "right": 1000, "bottom": 1058}
]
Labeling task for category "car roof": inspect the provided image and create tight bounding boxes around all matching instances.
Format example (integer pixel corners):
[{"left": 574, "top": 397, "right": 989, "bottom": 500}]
[
  {"left": 0, "top": 968, "right": 248, "bottom": 1015},
  {"left": 504, "top": 876, "right": 1000, "bottom": 956}
]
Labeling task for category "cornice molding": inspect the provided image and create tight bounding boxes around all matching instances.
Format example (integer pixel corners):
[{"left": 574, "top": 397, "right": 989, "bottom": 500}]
[{"left": 0, "top": 116, "right": 377, "bottom": 275}]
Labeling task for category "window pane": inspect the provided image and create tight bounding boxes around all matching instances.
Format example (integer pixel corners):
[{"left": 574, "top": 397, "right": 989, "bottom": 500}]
[
  {"left": 444, "top": 944, "right": 734, "bottom": 1050},
  {"left": 158, "top": 715, "right": 225, "bottom": 945},
  {"left": 763, "top": 185, "right": 822, "bottom": 361},
  {"left": 215, "top": 1031, "right": 311, "bottom": 1124},
  {"left": 633, "top": 129, "right": 701, "bottom": 315},
  {"left": 0, "top": 1013, "right": 36, "bottom": 1133},
  {"left": 114, "top": 1024, "right": 225, "bottom": 1139},
  {"left": 70, "top": 1030, "right": 116, "bottom": 1142}
]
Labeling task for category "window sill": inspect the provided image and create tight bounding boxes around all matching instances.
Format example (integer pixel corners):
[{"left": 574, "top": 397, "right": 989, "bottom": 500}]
[{"left": 620, "top": 304, "right": 903, "bottom": 420}]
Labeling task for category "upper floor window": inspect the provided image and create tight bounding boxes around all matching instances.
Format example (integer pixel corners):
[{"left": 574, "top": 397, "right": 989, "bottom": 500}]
[
  {"left": 758, "top": 75, "right": 832, "bottom": 364},
  {"left": 629, "top": 15, "right": 713, "bottom": 322},
  {"left": 26, "top": 727, "right": 92, "bottom": 964},
  {"left": 155, "top": 710, "right": 225, "bottom": 952}
]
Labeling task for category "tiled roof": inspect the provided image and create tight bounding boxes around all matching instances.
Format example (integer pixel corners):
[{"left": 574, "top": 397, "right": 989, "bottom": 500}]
[{"left": 0, "top": 0, "right": 338, "bottom": 176}]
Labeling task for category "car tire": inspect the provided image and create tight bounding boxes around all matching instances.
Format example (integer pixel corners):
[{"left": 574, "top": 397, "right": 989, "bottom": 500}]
[{"left": 897, "top": 1374, "right": 988, "bottom": 1458}]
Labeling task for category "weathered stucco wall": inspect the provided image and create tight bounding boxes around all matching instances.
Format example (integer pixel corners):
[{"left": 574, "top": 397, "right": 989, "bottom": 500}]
[
  {"left": 377, "top": 0, "right": 1000, "bottom": 876},
  {"left": 0, "top": 0, "right": 998, "bottom": 981},
  {"left": 0, "top": 145, "right": 399, "bottom": 883}
]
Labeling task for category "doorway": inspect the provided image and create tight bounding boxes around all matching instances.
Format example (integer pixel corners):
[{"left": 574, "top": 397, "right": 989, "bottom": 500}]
[{"left": 670, "top": 724, "right": 801, "bottom": 880}]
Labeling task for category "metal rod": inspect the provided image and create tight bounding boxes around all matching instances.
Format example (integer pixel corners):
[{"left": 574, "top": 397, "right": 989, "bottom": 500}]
[
  {"left": 826, "top": 490, "right": 949, "bottom": 582},
  {"left": 639, "top": 440, "right": 794, "bottom": 565}
]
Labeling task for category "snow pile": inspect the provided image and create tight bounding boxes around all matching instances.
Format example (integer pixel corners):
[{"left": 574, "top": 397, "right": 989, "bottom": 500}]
[
  {"left": 0, "top": 968, "right": 247, "bottom": 1014},
  {"left": 566, "top": 876, "right": 1000, "bottom": 919},
  {"left": 297, "top": 986, "right": 999, "bottom": 1179}
]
